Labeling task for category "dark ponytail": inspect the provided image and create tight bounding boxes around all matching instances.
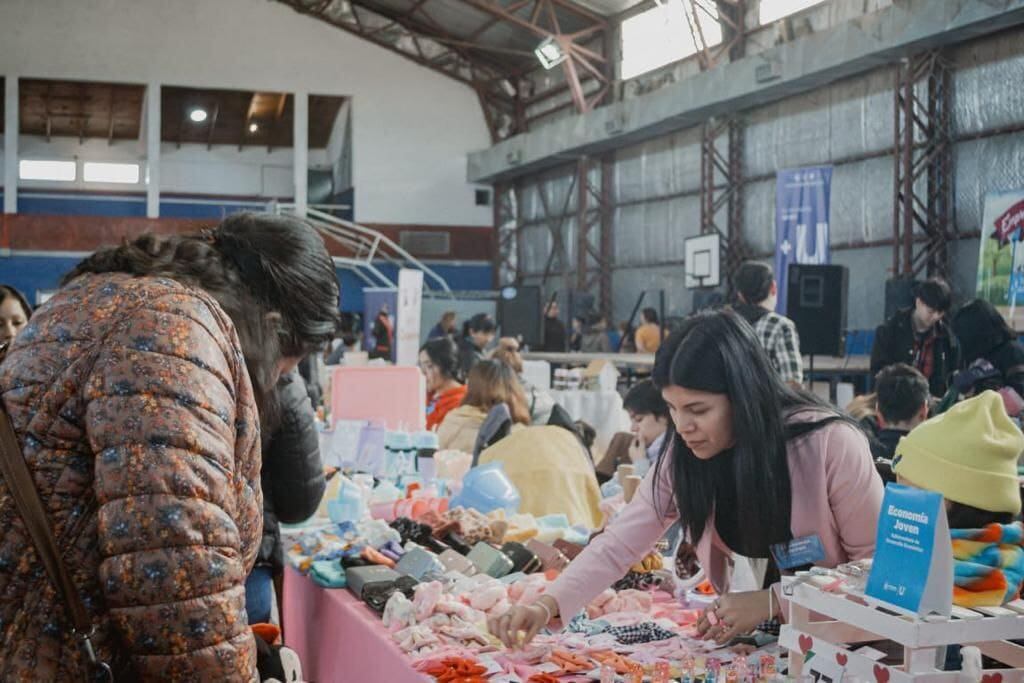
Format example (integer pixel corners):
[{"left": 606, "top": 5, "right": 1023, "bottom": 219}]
[{"left": 63, "top": 213, "right": 340, "bottom": 426}]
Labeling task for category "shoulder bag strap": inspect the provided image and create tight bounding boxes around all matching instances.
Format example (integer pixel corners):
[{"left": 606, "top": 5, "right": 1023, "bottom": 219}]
[{"left": 0, "top": 343, "right": 111, "bottom": 679}]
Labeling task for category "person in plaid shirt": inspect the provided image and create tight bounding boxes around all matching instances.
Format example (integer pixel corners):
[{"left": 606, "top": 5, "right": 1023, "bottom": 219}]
[{"left": 732, "top": 261, "right": 804, "bottom": 388}]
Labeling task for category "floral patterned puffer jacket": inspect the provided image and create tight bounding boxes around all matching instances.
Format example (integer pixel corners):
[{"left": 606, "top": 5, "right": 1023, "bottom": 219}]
[{"left": 0, "top": 273, "right": 262, "bottom": 681}]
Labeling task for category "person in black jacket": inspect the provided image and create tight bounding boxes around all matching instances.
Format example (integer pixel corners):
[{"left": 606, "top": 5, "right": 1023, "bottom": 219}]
[
  {"left": 952, "top": 299, "right": 1024, "bottom": 399},
  {"left": 245, "top": 369, "right": 326, "bottom": 624},
  {"left": 870, "top": 277, "right": 959, "bottom": 397},
  {"left": 458, "top": 312, "right": 496, "bottom": 379},
  {"left": 540, "top": 301, "right": 567, "bottom": 352}
]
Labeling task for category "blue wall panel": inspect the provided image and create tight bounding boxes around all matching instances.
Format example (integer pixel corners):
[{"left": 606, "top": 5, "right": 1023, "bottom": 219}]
[
  {"left": 17, "top": 194, "right": 146, "bottom": 217},
  {"left": 1, "top": 253, "right": 493, "bottom": 313},
  {"left": 0, "top": 255, "right": 82, "bottom": 305}
]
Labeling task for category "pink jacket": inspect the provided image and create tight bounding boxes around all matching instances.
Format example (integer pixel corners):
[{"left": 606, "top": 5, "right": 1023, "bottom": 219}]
[{"left": 546, "top": 410, "right": 884, "bottom": 620}]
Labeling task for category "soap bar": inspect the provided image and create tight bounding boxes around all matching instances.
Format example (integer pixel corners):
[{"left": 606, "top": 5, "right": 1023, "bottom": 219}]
[{"left": 466, "top": 542, "right": 514, "bottom": 578}]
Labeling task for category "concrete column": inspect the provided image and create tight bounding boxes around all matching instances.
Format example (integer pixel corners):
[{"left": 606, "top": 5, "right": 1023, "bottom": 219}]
[
  {"left": 293, "top": 90, "right": 308, "bottom": 216},
  {"left": 145, "top": 81, "right": 160, "bottom": 218},
  {"left": 4, "top": 76, "right": 17, "bottom": 214}
]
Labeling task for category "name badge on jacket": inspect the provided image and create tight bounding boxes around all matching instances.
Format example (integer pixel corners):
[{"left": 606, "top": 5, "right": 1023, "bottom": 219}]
[{"left": 770, "top": 534, "right": 826, "bottom": 570}]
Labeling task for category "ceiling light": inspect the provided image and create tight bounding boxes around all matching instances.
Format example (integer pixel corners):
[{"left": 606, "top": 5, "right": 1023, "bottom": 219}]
[
  {"left": 248, "top": 122, "right": 259, "bottom": 133},
  {"left": 189, "top": 108, "right": 208, "bottom": 123},
  {"left": 534, "top": 36, "right": 566, "bottom": 70}
]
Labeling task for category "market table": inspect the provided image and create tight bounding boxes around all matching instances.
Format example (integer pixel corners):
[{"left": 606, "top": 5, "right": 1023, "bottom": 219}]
[{"left": 283, "top": 566, "right": 427, "bottom": 683}]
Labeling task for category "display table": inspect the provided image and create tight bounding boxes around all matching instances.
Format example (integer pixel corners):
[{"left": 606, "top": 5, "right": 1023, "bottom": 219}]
[
  {"left": 550, "top": 388, "right": 631, "bottom": 455},
  {"left": 283, "top": 566, "right": 427, "bottom": 683}
]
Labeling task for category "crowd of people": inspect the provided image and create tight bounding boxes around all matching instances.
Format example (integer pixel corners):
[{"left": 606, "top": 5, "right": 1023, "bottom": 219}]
[{"left": 2, "top": 224, "right": 1024, "bottom": 678}]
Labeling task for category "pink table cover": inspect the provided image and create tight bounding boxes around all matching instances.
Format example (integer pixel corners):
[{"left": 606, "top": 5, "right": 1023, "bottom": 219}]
[{"left": 283, "top": 567, "right": 428, "bottom": 682}]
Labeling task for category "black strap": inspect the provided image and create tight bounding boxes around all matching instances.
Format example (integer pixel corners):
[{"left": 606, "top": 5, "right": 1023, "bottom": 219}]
[{"left": 0, "top": 342, "right": 112, "bottom": 680}]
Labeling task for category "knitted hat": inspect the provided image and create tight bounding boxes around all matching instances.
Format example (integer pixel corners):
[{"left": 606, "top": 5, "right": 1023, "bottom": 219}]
[{"left": 892, "top": 391, "right": 1024, "bottom": 515}]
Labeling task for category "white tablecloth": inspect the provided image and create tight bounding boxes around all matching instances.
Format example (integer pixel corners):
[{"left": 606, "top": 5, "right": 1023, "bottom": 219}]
[{"left": 550, "top": 389, "right": 631, "bottom": 456}]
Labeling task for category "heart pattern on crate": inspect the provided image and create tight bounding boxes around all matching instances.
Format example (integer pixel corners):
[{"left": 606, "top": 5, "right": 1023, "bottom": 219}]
[
  {"left": 981, "top": 674, "right": 1003, "bottom": 683},
  {"left": 798, "top": 634, "right": 813, "bottom": 654},
  {"left": 836, "top": 653, "right": 848, "bottom": 666},
  {"left": 873, "top": 664, "right": 890, "bottom": 683}
]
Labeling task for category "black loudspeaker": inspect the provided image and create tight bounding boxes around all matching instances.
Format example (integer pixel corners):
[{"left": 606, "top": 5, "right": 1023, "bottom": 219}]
[
  {"left": 884, "top": 278, "right": 918, "bottom": 320},
  {"left": 787, "top": 264, "right": 848, "bottom": 357},
  {"left": 498, "top": 285, "right": 542, "bottom": 348}
]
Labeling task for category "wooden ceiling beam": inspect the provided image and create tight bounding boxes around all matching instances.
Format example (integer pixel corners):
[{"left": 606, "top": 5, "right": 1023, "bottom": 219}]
[
  {"left": 206, "top": 102, "right": 220, "bottom": 150},
  {"left": 107, "top": 87, "right": 116, "bottom": 145}
]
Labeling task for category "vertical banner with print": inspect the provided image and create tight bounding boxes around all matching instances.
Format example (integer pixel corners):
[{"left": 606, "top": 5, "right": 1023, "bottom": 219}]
[
  {"left": 396, "top": 269, "right": 424, "bottom": 367},
  {"left": 775, "top": 166, "right": 833, "bottom": 315},
  {"left": 976, "top": 189, "right": 1024, "bottom": 330}
]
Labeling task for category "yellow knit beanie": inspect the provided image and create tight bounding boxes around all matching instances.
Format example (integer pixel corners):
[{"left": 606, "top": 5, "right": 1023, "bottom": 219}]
[{"left": 892, "top": 391, "right": 1024, "bottom": 515}]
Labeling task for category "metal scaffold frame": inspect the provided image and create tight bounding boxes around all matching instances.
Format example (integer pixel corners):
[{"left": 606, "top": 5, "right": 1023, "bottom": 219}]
[{"left": 893, "top": 50, "right": 955, "bottom": 280}]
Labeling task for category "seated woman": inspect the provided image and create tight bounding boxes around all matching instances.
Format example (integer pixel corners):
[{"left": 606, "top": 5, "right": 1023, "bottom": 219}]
[
  {"left": 420, "top": 337, "right": 466, "bottom": 431},
  {"left": 892, "top": 391, "right": 1024, "bottom": 608},
  {"left": 0, "top": 284, "right": 32, "bottom": 346},
  {"left": 437, "top": 360, "right": 530, "bottom": 454},
  {"left": 478, "top": 425, "right": 603, "bottom": 529},
  {"left": 491, "top": 337, "right": 557, "bottom": 425},
  {"left": 952, "top": 299, "right": 1024, "bottom": 400},
  {"left": 490, "top": 310, "right": 882, "bottom": 649}
]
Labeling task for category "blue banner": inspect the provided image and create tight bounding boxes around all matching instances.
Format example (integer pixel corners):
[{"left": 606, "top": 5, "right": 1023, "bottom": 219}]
[{"left": 775, "top": 166, "right": 832, "bottom": 315}]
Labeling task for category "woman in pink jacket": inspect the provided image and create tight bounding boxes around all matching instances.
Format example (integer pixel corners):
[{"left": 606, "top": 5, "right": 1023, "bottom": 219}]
[{"left": 491, "top": 310, "right": 884, "bottom": 648}]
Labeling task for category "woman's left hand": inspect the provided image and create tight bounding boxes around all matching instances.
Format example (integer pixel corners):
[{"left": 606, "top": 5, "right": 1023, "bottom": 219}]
[{"left": 695, "top": 590, "right": 771, "bottom": 645}]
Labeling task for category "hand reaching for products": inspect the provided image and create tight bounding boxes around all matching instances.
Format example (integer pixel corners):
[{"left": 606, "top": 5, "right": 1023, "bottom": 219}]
[
  {"left": 488, "top": 595, "right": 559, "bottom": 649},
  {"left": 695, "top": 589, "right": 772, "bottom": 645},
  {"left": 627, "top": 436, "right": 646, "bottom": 465}
]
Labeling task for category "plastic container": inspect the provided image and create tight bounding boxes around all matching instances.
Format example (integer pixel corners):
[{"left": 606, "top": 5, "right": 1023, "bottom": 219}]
[
  {"left": 384, "top": 431, "right": 416, "bottom": 479},
  {"left": 413, "top": 431, "right": 439, "bottom": 479},
  {"left": 327, "top": 476, "right": 367, "bottom": 524},
  {"left": 449, "top": 462, "right": 520, "bottom": 514}
]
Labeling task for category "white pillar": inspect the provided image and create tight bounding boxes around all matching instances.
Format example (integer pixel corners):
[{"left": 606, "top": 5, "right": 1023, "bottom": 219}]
[
  {"left": 145, "top": 82, "right": 160, "bottom": 218},
  {"left": 293, "top": 90, "right": 308, "bottom": 216},
  {"left": 4, "top": 76, "right": 17, "bottom": 214}
]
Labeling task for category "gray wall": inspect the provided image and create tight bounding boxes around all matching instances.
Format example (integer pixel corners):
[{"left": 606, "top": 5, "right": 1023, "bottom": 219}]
[{"left": 511, "top": 23, "right": 1024, "bottom": 330}]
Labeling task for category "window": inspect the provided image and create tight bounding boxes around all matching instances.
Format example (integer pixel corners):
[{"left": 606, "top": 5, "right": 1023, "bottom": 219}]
[
  {"left": 83, "top": 162, "right": 141, "bottom": 184},
  {"left": 621, "top": 2, "right": 722, "bottom": 80},
  {"left": 759, "top": 0, "right": 827, "bottom": 25},
  {"left": 19, "top": 159, "right": 76, "bottom": 182}
]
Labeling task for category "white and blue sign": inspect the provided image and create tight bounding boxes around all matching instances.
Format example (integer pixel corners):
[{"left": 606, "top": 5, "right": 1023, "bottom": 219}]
[
  {"left": 775, "top": 166, "right": 832, "bottom": 315},
  {"left": 866, "top": 484, "right": 953, "bottom": 616}
]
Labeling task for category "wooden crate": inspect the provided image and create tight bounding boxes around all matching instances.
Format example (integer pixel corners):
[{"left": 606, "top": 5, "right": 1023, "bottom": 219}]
[{"left": 781, "top": 575, "right": 1024, "bottom": 681}]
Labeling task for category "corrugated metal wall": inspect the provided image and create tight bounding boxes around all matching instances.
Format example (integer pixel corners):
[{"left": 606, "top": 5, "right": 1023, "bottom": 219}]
[{"left": 512, "top": 25, "right": 1024, "bottom": 330}]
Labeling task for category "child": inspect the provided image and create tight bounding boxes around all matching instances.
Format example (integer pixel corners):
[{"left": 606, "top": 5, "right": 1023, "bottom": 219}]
[{"left": 892, "top": 391, "right": 1024, "bottom": 607}]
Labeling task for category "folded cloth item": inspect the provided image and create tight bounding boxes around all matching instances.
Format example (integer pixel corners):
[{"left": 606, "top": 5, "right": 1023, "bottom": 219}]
[
  {"left": 614, "top": 570, "right": 665, "bottom": 592},
  {"left": 383, "top": 591, "right": 417, "bottom": 631},
  {"left": 310, "top": 560, "right": 347, "bottom": 588},
  {"left": 359, "top": 518, "right": 403, "bottom": 548},
  {"left": 566, "top": 613, "right": 612, "bottom": 636},
  {"left": 952, "top": 522, "right": 1024, "bottom": 607},
  {"left": 447, "top": 506, "right": 507, "bottom": 545},
  {"left": 606, "top": 622, "right": 678, "bottom": 645}
]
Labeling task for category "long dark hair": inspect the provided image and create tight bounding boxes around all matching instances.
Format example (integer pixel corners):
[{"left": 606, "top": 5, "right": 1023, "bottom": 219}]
[
  {"left": 62, "top": 213, "right": 339, "bottom": 423},
  {"left": 420, "top": 337, "right": 460, "bottom": 382},
  {"left": 651, "top": 309, "right": 843, "bottom": 553},
  {"left": 953, "top": 299, "right": 1014, "bottom": 367},
  {"left": 0, "top": 285, "right": 32, "bottom": 320}
]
